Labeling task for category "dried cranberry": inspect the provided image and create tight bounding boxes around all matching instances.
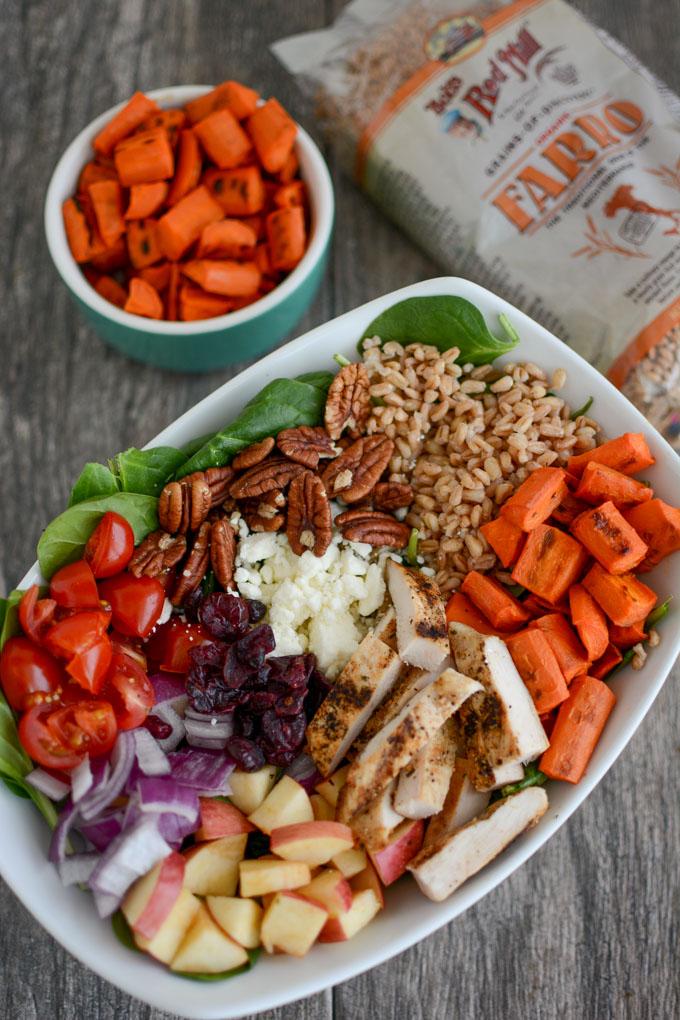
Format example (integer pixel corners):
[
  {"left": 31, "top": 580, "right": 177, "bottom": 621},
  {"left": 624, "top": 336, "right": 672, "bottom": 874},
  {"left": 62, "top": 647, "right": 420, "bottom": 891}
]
[
  {"left": 222, "top": 644, "right": 254, "bottom": 690},
  {"left": 227, "top": 736, "right": 265, "bottom": 772},
  {"left": 246, "top": 689, "right": 279, "bottom": 714},
  {"left": 199, "top": 592, "right": 250, "bottom": 640},
  {"left": 248, "top": 600, "right": 267, "bottom": 623},
  {"left": 275, "top": 692, "right": 306, "bottom": 718},
  {"left": 235, "top": 624, "right": 275, "bottom": 669},
  {"left": 267, "top": 655, "right": 309, "bottom": 691},
  {"left": 261, "top": 709, "right": 306, "bottom": 751},
  {"left": 304, "top": 667, "right": 332, "bottom": 720},
  {"left": 259, "top": 739, "right": 299, "bottom": 767},
  {"left": 143, "top": 715, "right": 172, "bottom": 740},
  {"left": 189, "top": 641, "right": 227, "bottom": 670},
  {"left": 182, "top": 587, "right": 203, "bottom": 623},
  {"left": 235, "top": 712, "right": 258, "bottom": 739}
]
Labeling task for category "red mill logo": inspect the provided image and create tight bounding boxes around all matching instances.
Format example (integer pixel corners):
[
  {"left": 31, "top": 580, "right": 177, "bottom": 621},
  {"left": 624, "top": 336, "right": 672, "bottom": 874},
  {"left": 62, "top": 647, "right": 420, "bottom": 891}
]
[{"left": 463, "top": 26, "right": 542, "bottom": 122}]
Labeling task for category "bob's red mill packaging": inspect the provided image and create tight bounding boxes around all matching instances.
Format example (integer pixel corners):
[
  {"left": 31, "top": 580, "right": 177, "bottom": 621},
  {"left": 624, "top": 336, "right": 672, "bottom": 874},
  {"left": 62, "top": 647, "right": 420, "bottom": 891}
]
[{"left": 273, "top": 0, "right": 680, "bottom": 447}]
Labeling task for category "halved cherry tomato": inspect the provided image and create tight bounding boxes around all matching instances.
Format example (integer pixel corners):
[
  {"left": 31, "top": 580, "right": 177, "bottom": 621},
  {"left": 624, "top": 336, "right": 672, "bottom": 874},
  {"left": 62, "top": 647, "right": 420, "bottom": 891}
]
[
  {"left": 85, "top": 512, "right": 135, "bottom": 578},
  {"left": 45, "top": 700, "right": 117, "bottom": 764},
  {"left": 18, "top": 586, "right": 56, "bottom": 644},
  {"left": 110, "top": 631, "right": 147, "bottom": 670},
  {"left": 45, "top": 610, "right": 111, "bottom": 661},
  {"left": 0, "top": 637, "right": 64, "bottom": 711},
  {"left": 98, "top": 574, "right": 165, "bottom": 638},
  {"left": 19, "top": 702, "right": 87, "bottom": 770},
  {"left": 66, "top": 633, "right": 113, "bottom": 694},
  {"left": 49, "top": 560, "right": 100, "bottom": 609},
  {"left": 103, "top": 651, "right": 154, "bottom": 729},
  {"left": 146, "top": 617, "right": 209, "bottom": 673}
]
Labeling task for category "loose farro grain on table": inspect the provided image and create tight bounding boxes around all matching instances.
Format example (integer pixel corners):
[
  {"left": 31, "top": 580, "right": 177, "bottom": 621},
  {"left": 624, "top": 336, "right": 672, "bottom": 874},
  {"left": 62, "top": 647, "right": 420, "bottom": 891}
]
[
  {"left": 274, "top": 0, "right": 680, "bottom": 450},
  {"left": 362, "top": 338, "right": 599, "bottom": 591}
]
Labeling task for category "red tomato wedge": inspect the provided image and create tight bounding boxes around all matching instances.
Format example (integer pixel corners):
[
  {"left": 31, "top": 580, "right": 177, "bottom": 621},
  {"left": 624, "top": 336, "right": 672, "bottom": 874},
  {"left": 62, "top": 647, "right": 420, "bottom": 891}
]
[
  {"left": 45, "top": 611, "right": 111, "bottom": 660},
  {"left": 98, "top": 574, "right": 165, "bottom": 638},
  {"left": 18, "top": 585, "right": 56, "bottom": 644},
  {"left": 85, "top": 512, "right": 135, "bottom": 578},
  {"left": 49, "top": 560, "right": 100, "bottom": 609},
  {"left": 0, "top": 637, "right": 64, "bottom": 711},
  {"left": 47, "top": 701, "right": 118, "bottom": 761},
  {"left": 66, "top": 634, "right": 113, "bottom": 694},
  {"left": 103, "top": 651, "right": 155, "bottom": 729},
  {"left": 145, "top": 617, "right": 209, "bottom": 673}
]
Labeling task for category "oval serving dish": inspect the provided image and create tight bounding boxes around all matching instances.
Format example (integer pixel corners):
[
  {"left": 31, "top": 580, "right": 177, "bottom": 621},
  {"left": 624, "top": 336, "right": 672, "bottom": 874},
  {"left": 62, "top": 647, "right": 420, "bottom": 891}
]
[{"left": 3, "top": 277, "right": 679, "bottom": 1018}]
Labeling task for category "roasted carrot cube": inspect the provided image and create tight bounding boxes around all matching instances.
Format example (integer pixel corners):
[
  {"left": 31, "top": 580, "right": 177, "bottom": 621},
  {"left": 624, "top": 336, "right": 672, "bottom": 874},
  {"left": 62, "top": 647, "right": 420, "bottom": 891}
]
[
  {"left": 114, "top": 128, "right": 174, "bottom": 186},
  {"left": 444, "top": 592, "right": 500, "bottom": 636},
  {"left": 590, "top": 642, "right": 623, "bottom": 679},
  {"left": 185, "top": 81, "right": 260, "bottom": 124},
  {"left": 501, "top": 467, "right": 567, "bottom": 531},
  {"left": 575, "top": 461, "right": 653, "bottom": 509},
  {"left": 582, "top": 562, "right": 657, "bottom": 627},
  {"left": 166, "top": 130, "right": 202, "bottom": 207},
  {"left": 156, "top": 186, "right": 223, "bottom": 261},
  {"left": 623, "top": 499, "right": 680, "bottom": 570},
  {"left": 203, "top": 166, "right": 265, "bottom": 216},
  {"left": 125, "top": 181, "right": 169, "bottom": 220},
  {"left": 94, "top": 275, "right": 127, "bottom": 309},
  {"left": 247, "top": 98, "right": 297, "bottom": 174},
  {"left": 196, "top": 219, "right": 257, "bottom": 259},
  {"left": 551, "top": 489, "right": 589, "bottom": 527},
  {"left": 571, "top": 501, "right": 648, "bottom": 575},
  {"left": 568, "top": 583, "right": 609, "bottom": 661},
  {"left": 178, "top": 283, "right": 232, "bottom": 321},
  {"left": 511, "top": 524, "right": 588, "bottom": 603},
  {"left": 62, "top": 197, "right": 93, "bottom": 263},
  {"left": 88, "top": 179, "right": 125, "bottom": 248},
  {"left": 505, "top": 629, "right": 569, "bottom": 714},
  {"left": 460, "top": 571, "right": 530, "bottom": 632},
  {"left": 568, "top": 433, "right": 655, "bottom": 477},
  {"left": 194, "top": 109, "right": 252, "bottom": 169},
  {"left": 124, "top": 277, "right": 163, "bottom": 319},
  {"left": 266, "top": 206, "right": 306, "bottom": 271},
  {"left": 181, "top": 260, "right": 261, "bottom": 297},
  {"left": 93, "top": 91, "right": 159, "bottom": 157},
  {"left": 479, "top": 516, "right": 525, "bottom": 568},
  {"left": 126, "top": 219, "right": 162, "bottom": 269},
  {"left": 540, "top": 676, "right": 616, "bottom": 784},
  {"left": 530, "top": 613, "right": 590, "bottom": 682},
  {"left": 608, "top": 620, "right": 648, "bottom": 648}
]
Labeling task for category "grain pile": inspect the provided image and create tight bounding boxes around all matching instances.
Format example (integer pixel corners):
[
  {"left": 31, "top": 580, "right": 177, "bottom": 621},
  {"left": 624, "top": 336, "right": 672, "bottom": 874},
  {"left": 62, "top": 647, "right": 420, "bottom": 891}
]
[{"left": 362, "top": 338, "right": 601, "bottom": 593}]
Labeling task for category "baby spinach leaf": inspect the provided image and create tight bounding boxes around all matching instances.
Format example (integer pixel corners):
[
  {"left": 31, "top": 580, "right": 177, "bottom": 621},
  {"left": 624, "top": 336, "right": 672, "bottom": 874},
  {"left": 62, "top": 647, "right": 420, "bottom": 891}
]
[
  {"left": 499, "top": 762, "right": 547, "bottom": 798},
  {"left": 0, "top": 590, "right": 22, "bottom": 652},
  {"left": 111, "top": 446, "right": 186, "bottom": 498},
  {"left": 111, "top": 911, "right": 140, "bottom": 952},
  {"left": 181, "top": 432, "right": 215, "bottom": 459},
  {"left": 68, "top": 463, "right": 120, "bottom": 507},
  {"left": 359, "top": 295, "right": 519, "bottom": 364},
  {"left": 37, "top": 493, "right": 158, "bottom": 579},
  {"left": 176, "top": 374, "right": 333, "bottom": 478},
  {"left": 175, "top": 948, "right": 261, "bottom": 981}
]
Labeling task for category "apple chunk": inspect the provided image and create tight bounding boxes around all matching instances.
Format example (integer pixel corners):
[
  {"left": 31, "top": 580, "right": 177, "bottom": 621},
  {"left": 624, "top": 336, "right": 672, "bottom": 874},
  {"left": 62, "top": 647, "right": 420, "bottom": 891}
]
[
  {"left": 248, "top": 776, "right": 313, "bottom": 834},
  {"left": 300, "top": 868, "right": 352, "bottom": 917},
  {"left": 122, "top": 851, "right": 185, "bottom": 939},
  {"left": 135, "top": 888, "right": 200, "bottom": 964},
  {"left": 368, "top": 819, "right": 424, "bottom": 886},
  {"left": 239, "top": 857, "right": 311, "bottom": 897},
  {"left": 332, "top": 846, "right": 367, "bottom": 879},
  {"left": 183, "top": 834, "right": 247, "bottom": 896},
  {"left": 261, "top": 891, "right": 328, "bottom": 956},
  {"left": 270, "top": 821, "right": 354, "bottom": 866},
  {"left": 229, "top": 765, "right": 278, "bottom": 815},
  {"left": 196, "top": 797, "right": 255, "bottom": 841},
  {"left": 170, "top": 904, "right": 248, "bottom": 973},
  {"left": 315, "top": 766, "right": 348, "bottom": 808},
  {"left": 207, "top": 895, "right": 262, "bottom": 949},
  {"left": 318, "top": 889, "right": 381, "bottom": 942},
  {"left": 311, "top": 793, "right": 335, "bottom": 821},
  {"left": 350, "top": 860, "right": 385, "bottom": 909}
]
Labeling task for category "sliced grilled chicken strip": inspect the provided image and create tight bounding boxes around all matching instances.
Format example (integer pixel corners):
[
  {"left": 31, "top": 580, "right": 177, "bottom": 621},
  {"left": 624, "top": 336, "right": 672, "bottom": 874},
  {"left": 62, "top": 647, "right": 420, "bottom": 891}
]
[
  {"left": 423, "top": 759, "right": 491, "bottom": 851},
  {"left": 372, "top": 607, "right": 398, "bottom": 651},
  {"left": 349, "top": 778, "right": 404, "bottom": 851},
  {"left": 449, "top": 623, "right": 549, "bottom": 791},
  {"left": 387, "top": 561, "right": 450, "bottom": 670},
  {"left": 348, "top": 657, "right": 450, "bottom": 760},
  {"left": 306, "top": 633, "right": 401, "bottom": 777},
  {"left": 336, "top": 668, "right": 482, "bottom": 824},
  {"left": 393, "top": 718, "right": 458, "bottom": 819},
  {"left": 490, "top": 760, "right": 525, "bottom": 789},
  {"left": 408, "top": 786, "right": 549, "bottom": 901}
]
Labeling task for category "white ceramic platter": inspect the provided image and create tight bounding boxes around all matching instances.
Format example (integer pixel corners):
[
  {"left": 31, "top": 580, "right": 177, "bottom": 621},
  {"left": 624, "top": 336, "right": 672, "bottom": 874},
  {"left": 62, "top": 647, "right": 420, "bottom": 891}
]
[{"left": 3, "top": 277, "right": 679, "bottom": 1018}]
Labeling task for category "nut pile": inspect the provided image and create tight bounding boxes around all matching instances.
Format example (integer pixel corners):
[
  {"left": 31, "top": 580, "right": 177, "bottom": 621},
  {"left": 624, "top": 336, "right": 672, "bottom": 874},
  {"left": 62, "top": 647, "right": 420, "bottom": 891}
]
[{"left": 130, "top": 364, "right": 415, "bottom": 606}]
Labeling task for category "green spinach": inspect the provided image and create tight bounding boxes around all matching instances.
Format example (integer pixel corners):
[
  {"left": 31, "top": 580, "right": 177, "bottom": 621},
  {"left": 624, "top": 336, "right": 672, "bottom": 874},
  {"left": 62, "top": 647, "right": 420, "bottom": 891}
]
[
  {"left": 68, "top": 463, "right": 120, "bottom": 507},
  {"left": 176, "top": 374, "right": 334, "bottom": 478},
  {"left": 37, "top": 493, "right": 158, "bottom": 579},
  {"left": 499, "top": 762, "right": 547, "bottom": 798},
  {"left": 111, "top": 446, "right": 186, "bottom": 497},
  {"left": 358, "top": 296, "right": 519, "bottom": 364}
]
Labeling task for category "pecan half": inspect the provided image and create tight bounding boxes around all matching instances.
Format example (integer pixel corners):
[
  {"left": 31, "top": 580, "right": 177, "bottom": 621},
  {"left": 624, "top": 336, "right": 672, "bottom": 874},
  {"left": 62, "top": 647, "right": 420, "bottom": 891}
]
[
  {"left": 232, "top": 436, "right": 275, "bottom": 471},
  {"left": 183, "top": 466, "right": 236, "bottom": 508},
  {"left": 277, "top": 426, "right": 338, "bottom": 469},
  {"left": 286, "top": 471, "right": 332, "bottom": 556},
  {"left": 373, "top": 481, "right": 414, "bottom": 511},
  {"left": 210, "top": 518, "right": 237, "bottom": 589},
  {"left": 129, "top": 530, "right": 187, "bottom": 578},
  {"left": 159, "top": 477, "right": 211, "bottom": 534},
  {"left": 230, "top": 457, "right": 305, "bottom": 500},
  {"left": 324, "top": 363, "right": 371, "bottom": 440},
  {"left": 171, "top": 521, "right": 211, "bottom": 606},
  {"left": 242, "top": 490, "right": 286, "bottom": 532},
  {"left": 320, "top": 434, "right": 394, "bottom": 504},
  {"left": 335, "top": 509, "right": 411, "bottom": 548}
]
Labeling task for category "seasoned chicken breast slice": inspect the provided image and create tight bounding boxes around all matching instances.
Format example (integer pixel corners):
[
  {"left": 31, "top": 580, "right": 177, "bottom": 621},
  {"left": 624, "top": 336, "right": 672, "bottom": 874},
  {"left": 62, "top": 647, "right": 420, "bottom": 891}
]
[
  {"left": 422, "top": 758, "right": 491, "bottom": 851},
  {"left": 387, "top": 561, "right": 449, "bottom": 670},
  {"left": 393, "top": 718, "right": 458, "bottom": 820},
  {"left": 348, "top": 778, "right": 404, "bottom": 851}
]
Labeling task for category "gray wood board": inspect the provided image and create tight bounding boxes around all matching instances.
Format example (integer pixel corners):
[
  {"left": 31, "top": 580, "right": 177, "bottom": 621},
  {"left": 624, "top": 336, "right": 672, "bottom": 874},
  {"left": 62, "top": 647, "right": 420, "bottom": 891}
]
[{"left": 0, "top": 1, "right": 678, "bottom": 1018}]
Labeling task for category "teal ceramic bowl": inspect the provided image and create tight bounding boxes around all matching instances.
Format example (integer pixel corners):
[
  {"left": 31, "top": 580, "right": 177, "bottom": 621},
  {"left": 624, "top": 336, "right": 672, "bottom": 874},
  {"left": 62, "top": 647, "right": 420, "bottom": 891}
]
[{"left": 44, "top": 85, "right": 334, "bottom": 372}]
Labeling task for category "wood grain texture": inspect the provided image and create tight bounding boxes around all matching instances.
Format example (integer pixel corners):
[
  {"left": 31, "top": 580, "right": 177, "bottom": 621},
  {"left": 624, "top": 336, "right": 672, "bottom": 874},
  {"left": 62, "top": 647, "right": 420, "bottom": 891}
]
[{"left": 0, "top": 1, "right": 678, "bottom": 1018}]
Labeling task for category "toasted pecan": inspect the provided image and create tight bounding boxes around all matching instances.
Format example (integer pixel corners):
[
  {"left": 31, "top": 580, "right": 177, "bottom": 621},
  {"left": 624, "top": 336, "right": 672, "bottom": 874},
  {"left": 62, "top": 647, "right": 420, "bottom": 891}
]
[
  {"left": 336, "top": 509, "right": 411, "bottom": 547},
  {"left": 324, "top": 363, "right": 371, "bottom": 440},
  {"left": 320, "top": 434, "right": 394, "bottom": 504},
  {"left": 230, "top": 457, "right": 306, "bottom": 500},
  {"left": 277, "top": 426, "right": 338, "bottom": 469},
  {"left": 286, "top": 471, "right": 332, "bottom": 556},
  {"left": 232, "top": 436, "right": 275, "bottom": 471}
]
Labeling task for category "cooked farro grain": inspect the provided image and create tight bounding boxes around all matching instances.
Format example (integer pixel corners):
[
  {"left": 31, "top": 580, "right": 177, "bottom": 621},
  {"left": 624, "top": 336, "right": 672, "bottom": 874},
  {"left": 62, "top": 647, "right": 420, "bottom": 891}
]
[{"left": 362, "top": 338, "right": 601, "bottom": 593}]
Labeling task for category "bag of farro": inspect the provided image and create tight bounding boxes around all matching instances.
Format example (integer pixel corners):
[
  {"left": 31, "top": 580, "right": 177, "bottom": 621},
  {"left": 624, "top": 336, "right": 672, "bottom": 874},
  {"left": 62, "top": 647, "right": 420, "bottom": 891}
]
[{"left": 273, "top": 0, "right": 680, "bottom": 447}]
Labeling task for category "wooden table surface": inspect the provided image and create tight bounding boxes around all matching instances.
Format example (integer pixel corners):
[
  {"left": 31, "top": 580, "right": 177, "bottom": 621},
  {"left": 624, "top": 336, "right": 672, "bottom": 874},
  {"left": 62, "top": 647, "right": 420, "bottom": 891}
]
[{"left": 1, "top": 2, "right": 679, "bottom": 1018}]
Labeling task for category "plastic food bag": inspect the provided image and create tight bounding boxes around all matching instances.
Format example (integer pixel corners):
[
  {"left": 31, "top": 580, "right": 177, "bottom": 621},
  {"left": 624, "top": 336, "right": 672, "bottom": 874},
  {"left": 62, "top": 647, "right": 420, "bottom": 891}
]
[{"left": 273, "top": 0, "right": 680, "bottom": 447}]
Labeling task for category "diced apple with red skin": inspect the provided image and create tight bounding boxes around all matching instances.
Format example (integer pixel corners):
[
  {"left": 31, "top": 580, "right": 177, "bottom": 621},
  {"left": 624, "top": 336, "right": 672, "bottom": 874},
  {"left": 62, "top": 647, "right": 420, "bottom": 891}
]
[
  {"left": 239, "top": 857, "right": 311, "bottom": 897},
  {"left": 318, "top": 889, "right": 381, "bottom": 943},
  {"left": 183, "top": 834, "right": 247, "bottom": 896},
  {"left": 206, "top": 895, "right": 262, "bottom": 949},
  {"left": 134, "top": 888, "right": 200, "bottom": 964},
  {"left": 170, "top": 903, "right": 249, "bottom": 973},
  {"left": 247, "top": 776, "right": 313, "bottom": 834},
  {"left": 350, "top": 860, "right": 385, "bottom": 909},
  {"left": 299, "top": 869, "right": 353, "bottom": 917},
  {"left": 332, "top": 846, "right": 367, "bottom": 879},
  {"left": 315, "top": 766, "right": 349, "bottom": 808},
  {"left": 261, "top": 891, "right": 328, "bottom": 956},
  {"left": 368, "top": 819, "right": 425, "bottom": 886},
  {"left": 311, "top": 793, "right": 335, "bottom": 821},
  {"left": 229, "top": 765, "right": 278, "bottom": 815},
  {"left": 196, "top": 797, "right": 255, "bottom": 841},
  {"left": 122, "top": 851, "right": 185, "bottom": 939},
  {"left": 270, "top": 821, "right": 354, "bottom": 867}
]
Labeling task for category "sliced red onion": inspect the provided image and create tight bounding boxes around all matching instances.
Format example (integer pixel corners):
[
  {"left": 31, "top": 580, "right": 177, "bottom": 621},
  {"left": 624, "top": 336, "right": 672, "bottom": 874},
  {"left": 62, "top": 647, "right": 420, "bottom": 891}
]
[
  {"left": 71, "top": 757, "right": 93, "bottom": 803},
  {"left": 79, "top": 811, "right": 124, "bottom": 852},
  {"left": 88, "top": 816, "right": 171, "bottom": 916},
  {"left": 150, "top": 673, "right": 188, "bottom": 715},
  {"left": 185, "top": 716, "right": 234, "bottom": 750},
  {"left": 49, "top": 800, "right": 79, "bottom": 864},
  {"left": 57, "top": 851, "right": 99, "bottom": 886},
  {"left": 285, "top": 752, "right": 322, "bottom": 793},
  {"left": 79, "top": 731, "right": 136, "bottom": 822},
  {"left": 150, "top": 702, "right": 186, "bottom": 752},
  {"left": 168, "top": 749, "right": 234, "bottom": 795},
  {"left": 133, "top": 727, "right": 171, "bottom": 777},
  {"left": 27, "top": 768, "right": 70, "bottom": 802},
  {"left": 136, "top": 777, "right": 199, "bottom": 821},
  {"left": 158, "top": 810, "right": 198, "bottom": 848},
  {"left": 184, "top": 706, "right": 231, "bottom": 721}
]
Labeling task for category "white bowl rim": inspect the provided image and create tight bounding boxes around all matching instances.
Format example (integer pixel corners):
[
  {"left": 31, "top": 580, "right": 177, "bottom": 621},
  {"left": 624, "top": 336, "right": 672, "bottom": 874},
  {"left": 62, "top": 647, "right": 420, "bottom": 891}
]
[
  {"left": 3, "top": 276, "right": 680, "bottom": 1018},
  {"left": 43, "top": 85, "right": 334, "bottom": 336}
]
